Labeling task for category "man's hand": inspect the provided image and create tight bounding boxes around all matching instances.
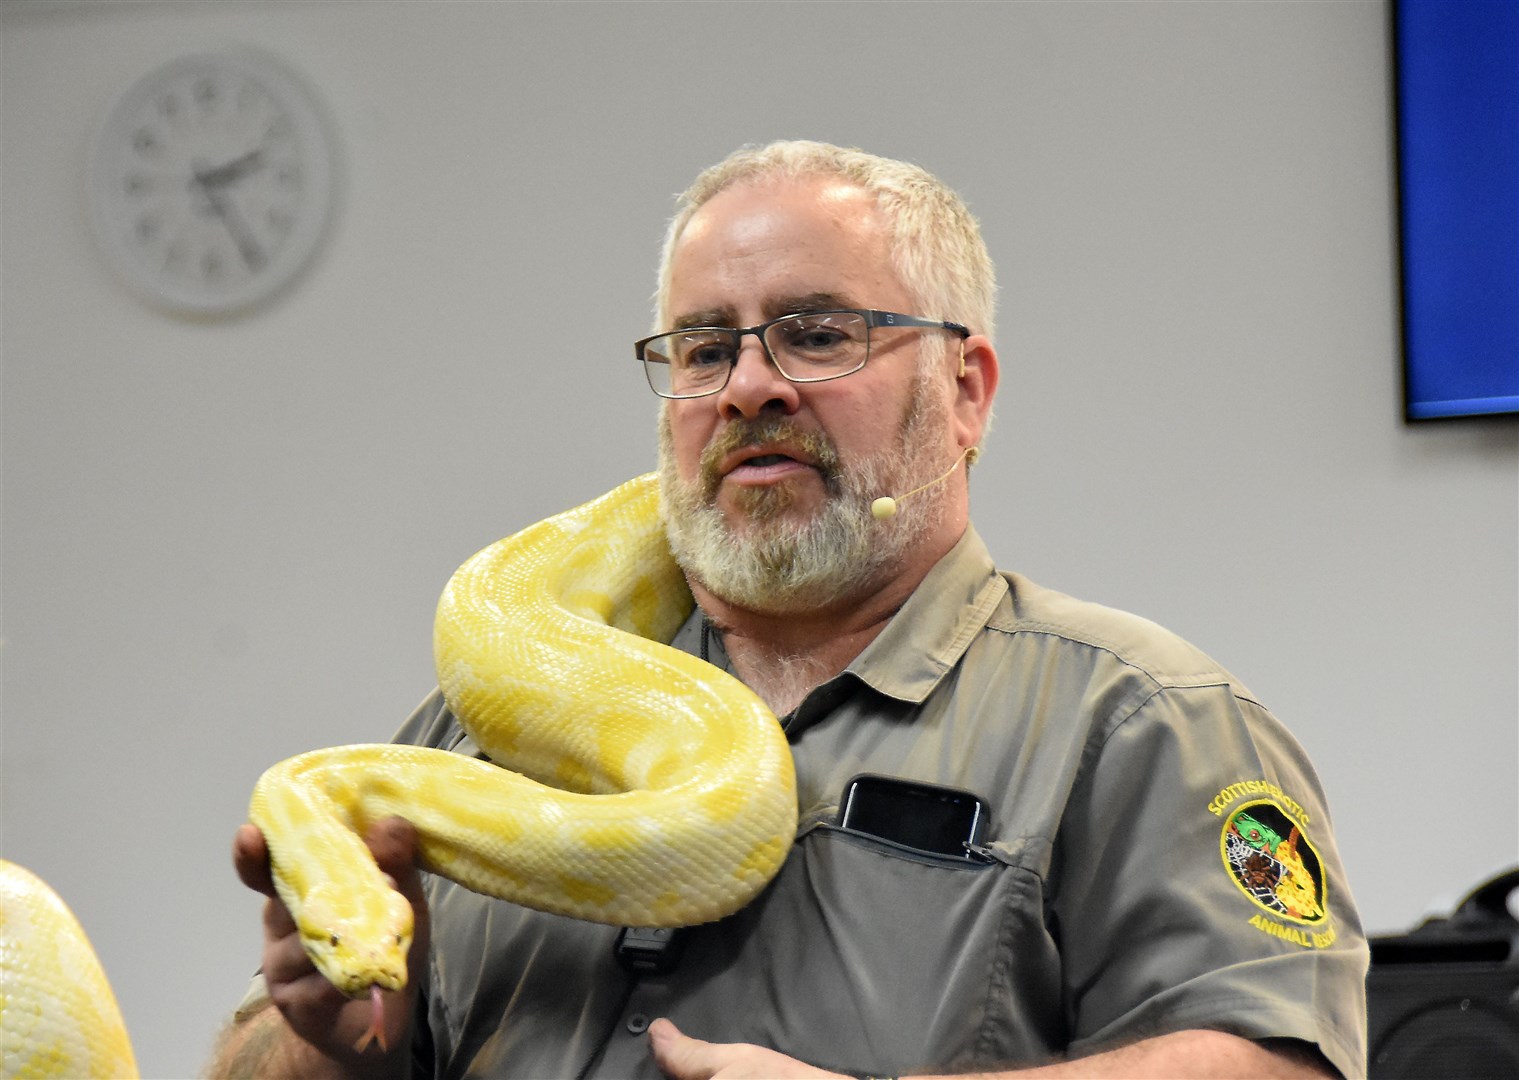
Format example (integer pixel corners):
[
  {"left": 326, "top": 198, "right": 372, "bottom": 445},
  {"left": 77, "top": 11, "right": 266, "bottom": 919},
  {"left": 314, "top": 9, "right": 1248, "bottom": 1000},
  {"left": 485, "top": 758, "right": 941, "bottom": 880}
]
[
  {"left": 647, "top": 1018, "right": 849, "bottom": 1080},
  {"left": 226, "top": 816, "right": 429, "bottom": 1077},
  {"left": 644, "top": 1020, "right": 1338, "bottom": 1080}
]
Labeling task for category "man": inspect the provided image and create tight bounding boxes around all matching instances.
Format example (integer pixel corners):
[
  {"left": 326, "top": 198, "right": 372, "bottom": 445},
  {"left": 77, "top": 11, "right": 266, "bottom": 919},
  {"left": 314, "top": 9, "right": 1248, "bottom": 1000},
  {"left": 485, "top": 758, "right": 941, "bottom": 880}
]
[{"left": 212, "top": 141, "right": 1368, "bottom": 1079}]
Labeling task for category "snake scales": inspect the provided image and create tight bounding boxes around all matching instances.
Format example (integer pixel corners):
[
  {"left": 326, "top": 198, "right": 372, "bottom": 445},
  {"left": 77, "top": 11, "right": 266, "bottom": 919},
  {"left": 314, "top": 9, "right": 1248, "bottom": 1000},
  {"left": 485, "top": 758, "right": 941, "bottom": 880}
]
[
  {"left": 252, "top": 472, "right": 797, "bottom": 1001},
  {"left": 0, "top": 473, "right": 796, "bottom": 1075},
  {"left": 0, "top": 861, "right": 138, "bottom": 1078}
]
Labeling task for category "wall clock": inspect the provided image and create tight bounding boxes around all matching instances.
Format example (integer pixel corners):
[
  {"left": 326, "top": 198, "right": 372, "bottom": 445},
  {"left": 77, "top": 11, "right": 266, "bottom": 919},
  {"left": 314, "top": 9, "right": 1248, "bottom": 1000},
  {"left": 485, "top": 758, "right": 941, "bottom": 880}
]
[{"left": 91, "top": 51, "right": 336, "bottom": 317}]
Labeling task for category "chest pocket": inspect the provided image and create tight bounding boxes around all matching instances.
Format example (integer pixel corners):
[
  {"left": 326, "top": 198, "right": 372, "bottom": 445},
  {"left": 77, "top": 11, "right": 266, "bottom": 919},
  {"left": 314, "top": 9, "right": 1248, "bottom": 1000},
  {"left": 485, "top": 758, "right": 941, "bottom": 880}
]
[{"left": 653, "top": 823, "right": 1065, "bottom": 1077}]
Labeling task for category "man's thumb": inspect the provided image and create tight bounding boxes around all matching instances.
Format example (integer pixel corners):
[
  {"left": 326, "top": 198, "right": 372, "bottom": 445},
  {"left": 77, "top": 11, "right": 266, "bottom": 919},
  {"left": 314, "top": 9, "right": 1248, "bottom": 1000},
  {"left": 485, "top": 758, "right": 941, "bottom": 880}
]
[{"left": 647, "top": 1017, "right": 713, "bottom": 1080}]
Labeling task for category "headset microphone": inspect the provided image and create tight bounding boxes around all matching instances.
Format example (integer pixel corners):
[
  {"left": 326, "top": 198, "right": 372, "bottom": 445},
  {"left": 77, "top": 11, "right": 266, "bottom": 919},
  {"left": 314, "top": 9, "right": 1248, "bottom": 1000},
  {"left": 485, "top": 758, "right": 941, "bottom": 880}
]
[{"left": 870, "top": 446, "right": 981, "bottom": 521}]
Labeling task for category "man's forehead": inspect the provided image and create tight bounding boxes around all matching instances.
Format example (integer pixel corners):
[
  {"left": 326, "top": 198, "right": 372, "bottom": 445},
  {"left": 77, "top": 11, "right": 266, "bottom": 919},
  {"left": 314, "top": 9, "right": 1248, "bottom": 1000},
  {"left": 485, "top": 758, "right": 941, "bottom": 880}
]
[
  {"left": 673, "top": 292, "right": 858, "bottom": 331},
  {"left": 666, "top": 177, "right": 896, "bottom": 329},
  {"left": 678, "top": 176, "right": 876, "bottom": 245}
]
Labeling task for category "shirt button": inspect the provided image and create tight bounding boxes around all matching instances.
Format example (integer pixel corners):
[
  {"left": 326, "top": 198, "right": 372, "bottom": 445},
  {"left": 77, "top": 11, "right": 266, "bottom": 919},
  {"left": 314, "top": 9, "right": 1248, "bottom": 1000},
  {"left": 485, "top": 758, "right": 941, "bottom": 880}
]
[{"left": 625, "top": 1013, "right": 651, "bottom": 1035}]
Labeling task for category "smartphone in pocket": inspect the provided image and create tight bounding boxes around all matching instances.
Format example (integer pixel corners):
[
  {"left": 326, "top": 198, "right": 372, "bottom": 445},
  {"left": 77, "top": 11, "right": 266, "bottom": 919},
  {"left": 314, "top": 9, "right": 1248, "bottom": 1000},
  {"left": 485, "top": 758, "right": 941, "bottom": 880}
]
[{"left": 836, "top": 773, "right": 989, "bottom": 858}]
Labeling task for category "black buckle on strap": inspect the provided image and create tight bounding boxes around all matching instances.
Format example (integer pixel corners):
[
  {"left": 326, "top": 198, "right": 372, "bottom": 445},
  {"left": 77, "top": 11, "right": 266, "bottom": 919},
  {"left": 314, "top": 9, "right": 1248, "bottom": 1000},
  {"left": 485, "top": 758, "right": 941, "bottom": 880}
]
[{"left": 614, "top": 926, "right": 685, "bottom": 975}]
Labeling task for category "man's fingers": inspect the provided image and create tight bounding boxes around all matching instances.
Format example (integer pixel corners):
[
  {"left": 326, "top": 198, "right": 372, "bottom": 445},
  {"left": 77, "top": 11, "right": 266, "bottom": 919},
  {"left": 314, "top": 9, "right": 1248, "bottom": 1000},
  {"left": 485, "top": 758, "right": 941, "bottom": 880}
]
[
  {"left": 366, "top": 817, "right": 421, "bottom": 896},
  {"left": 238, "top": 818, "right": 421, "bottom": 901},
  {"left": 261, "top": 890, "right": 297, "bottom": 939},
  {"left": 646, "top": 1019, "right": 844, "bottom": 1080},
  {"left": 265, "top": 965, "right": 347, "bottom": 1015},
  {"left": 236, "top": 822, "right": 298, "bottom": 939},
  {"left": 232, "top": 822, "right": 275, "bottom": 897}
]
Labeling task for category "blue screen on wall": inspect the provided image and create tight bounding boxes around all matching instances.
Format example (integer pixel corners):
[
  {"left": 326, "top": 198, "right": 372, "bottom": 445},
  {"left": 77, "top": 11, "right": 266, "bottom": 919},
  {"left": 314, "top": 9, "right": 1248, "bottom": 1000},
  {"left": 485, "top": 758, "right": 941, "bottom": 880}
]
[{"left": 1395, "top": 0, "right": 1519, "bottom": 420}]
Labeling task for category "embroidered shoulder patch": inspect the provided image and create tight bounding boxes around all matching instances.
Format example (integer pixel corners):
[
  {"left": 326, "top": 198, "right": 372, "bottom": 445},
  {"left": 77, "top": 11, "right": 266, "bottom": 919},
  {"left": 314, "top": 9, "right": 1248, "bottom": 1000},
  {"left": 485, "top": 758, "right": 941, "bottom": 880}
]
[{"left": 1220, "top": 799, "right": 1326, "bottom": 924}]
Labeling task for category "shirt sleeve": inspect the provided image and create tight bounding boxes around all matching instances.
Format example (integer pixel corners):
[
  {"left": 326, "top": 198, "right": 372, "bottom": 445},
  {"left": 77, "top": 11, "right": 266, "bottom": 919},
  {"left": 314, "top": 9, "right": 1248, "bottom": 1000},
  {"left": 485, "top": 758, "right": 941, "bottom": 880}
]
[{"left": 1048, "top": 681, "right": 1369, "bottom": 1078}]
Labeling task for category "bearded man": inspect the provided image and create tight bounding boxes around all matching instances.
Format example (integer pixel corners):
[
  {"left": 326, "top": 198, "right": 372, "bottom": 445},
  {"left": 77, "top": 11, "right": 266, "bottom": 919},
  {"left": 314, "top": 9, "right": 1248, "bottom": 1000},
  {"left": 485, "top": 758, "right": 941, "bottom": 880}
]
[{"left": 213, "top": 141, "right": 1368, "bottom": 1080}]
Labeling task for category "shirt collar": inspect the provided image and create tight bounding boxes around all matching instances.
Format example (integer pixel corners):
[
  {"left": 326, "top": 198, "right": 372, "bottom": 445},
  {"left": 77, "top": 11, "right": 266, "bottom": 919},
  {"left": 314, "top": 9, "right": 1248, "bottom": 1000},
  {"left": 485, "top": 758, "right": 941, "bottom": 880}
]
[
  {"left": 670, "top": 524, "right": 1008, "bottom": 723},
  {"left": 846, "top": 524, "right": 1007, "bottom": 704}
]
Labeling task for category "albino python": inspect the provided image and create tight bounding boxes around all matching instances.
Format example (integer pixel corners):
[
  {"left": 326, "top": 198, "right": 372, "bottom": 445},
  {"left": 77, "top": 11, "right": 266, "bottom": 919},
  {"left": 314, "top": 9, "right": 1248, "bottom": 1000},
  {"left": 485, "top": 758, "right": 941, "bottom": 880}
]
[
  {"left": 249, "top": 472, "right": 797, "bottom": 1043},
  {"left": 0, "top": 859, "right": 138, "bottom": 1078},
  {"left": 0, "top": 473, "right": 796, "bottom": 1074}
]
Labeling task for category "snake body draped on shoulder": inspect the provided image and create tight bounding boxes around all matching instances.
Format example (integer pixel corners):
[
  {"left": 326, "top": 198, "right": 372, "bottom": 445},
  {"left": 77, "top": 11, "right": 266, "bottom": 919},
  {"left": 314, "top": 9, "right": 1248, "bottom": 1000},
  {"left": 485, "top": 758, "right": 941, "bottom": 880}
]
[{"left": 248, "top": 473, "right": 798, "bottom": 1005}]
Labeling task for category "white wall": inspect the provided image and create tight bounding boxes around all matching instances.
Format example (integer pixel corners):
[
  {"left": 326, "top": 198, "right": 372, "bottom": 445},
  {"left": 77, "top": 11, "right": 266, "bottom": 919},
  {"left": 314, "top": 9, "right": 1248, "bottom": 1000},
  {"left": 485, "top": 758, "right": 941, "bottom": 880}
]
[{"left": 2, "top": 1, "right": 1514, "bottom": 1075}]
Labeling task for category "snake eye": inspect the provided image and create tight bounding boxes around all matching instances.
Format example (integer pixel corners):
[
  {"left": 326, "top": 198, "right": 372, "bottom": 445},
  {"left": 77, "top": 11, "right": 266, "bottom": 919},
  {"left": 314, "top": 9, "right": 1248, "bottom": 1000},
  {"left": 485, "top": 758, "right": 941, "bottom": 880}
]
[
  {"left": 330, "top": 934, "right": 340, "bottom": 947},
  {"left": 395, "top": 935, "right": 403, "bottom": 946}
]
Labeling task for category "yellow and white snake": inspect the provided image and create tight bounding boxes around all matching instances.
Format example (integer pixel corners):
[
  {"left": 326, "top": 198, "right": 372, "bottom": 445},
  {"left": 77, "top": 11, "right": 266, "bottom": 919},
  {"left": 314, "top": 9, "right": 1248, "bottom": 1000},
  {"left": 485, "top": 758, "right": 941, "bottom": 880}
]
[
  {"left": 252, "top": 472, "right": 796, "bottom": 1030},
  {"left": 0, "top": 473, "right": 796, "bottom": 1074},
  {"left": 0, "top": 860, "right": 138, "bottom": 1079}
]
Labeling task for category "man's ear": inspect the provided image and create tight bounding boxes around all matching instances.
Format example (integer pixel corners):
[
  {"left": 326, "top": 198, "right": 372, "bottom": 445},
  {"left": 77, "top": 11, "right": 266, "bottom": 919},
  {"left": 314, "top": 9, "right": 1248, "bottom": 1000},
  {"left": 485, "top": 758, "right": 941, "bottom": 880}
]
[{"left": 952, "top": 335, "right": 999, "bottom": 449}]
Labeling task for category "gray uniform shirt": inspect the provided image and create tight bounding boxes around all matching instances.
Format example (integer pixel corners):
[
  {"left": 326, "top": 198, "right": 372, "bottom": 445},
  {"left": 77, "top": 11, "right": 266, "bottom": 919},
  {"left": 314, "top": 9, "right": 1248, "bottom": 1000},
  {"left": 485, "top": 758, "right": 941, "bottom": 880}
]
[
  {"left": 241, "top": 526, "right": 1367, "bottom": 1077},
  {"left": 387, "top": 526, "right": 1368, "bottom": 1078}
]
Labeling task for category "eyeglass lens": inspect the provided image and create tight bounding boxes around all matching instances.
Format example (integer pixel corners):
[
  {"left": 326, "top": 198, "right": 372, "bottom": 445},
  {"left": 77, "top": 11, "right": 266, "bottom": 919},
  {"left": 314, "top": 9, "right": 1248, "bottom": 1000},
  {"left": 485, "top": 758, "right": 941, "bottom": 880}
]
[{"left": 644, "top": 311, "right": 870, "bottom": 397}]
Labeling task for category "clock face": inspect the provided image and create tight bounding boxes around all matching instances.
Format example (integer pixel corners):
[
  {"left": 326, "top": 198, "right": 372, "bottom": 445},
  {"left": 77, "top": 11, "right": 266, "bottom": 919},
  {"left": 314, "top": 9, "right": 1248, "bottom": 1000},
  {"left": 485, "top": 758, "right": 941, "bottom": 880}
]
[{"left": 91, "top": 52, "right": 335, "bottom": 316}]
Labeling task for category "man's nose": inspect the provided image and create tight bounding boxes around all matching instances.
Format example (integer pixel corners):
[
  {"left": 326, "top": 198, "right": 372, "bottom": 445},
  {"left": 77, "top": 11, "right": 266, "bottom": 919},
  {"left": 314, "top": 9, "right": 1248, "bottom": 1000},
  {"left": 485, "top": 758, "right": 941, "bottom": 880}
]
[{"left": 715, "top": 337, "right": 800, "bottom": 419}]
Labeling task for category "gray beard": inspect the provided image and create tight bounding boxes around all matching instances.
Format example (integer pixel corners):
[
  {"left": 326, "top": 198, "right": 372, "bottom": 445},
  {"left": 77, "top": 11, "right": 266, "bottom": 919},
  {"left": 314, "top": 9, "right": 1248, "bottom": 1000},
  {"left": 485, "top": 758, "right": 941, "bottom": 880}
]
[{"left": 656, "top": 381, "right": 948, "bottom": 617}]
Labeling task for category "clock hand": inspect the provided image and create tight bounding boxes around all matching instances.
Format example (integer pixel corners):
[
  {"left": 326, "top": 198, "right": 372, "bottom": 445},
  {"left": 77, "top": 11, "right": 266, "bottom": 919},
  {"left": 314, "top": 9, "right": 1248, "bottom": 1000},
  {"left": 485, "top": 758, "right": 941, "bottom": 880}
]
[
  {"left": 194, "top": 180, "right": 267, "bottom": 272},
  {"left": 193, "top": 147, "right": 265, "bottom": 189},
  {"left": 189, "top": 155, "right": 269, "bottom": 272}
]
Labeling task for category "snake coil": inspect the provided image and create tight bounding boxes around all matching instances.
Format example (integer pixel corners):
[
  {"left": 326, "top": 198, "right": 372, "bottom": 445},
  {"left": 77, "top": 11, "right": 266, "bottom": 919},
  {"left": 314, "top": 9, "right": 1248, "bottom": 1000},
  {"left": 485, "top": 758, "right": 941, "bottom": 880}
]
[{"left": 248, "top": 473, "right": 797, "bottom": 1004}]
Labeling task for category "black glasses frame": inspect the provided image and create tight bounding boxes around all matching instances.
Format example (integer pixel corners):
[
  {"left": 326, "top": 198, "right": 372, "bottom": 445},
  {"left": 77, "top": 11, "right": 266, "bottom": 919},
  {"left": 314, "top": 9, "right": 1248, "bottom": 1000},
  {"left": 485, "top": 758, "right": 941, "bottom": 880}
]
[{"left": 635, "top": 308, "right": 970, "bottom": 399}]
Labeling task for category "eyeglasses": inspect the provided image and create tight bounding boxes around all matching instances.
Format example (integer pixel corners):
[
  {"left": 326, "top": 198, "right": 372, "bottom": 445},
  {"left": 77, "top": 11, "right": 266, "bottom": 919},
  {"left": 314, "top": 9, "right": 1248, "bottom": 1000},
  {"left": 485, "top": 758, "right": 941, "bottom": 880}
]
[{"left": 636, "top": 308, "right": 970, "bottom": 399}]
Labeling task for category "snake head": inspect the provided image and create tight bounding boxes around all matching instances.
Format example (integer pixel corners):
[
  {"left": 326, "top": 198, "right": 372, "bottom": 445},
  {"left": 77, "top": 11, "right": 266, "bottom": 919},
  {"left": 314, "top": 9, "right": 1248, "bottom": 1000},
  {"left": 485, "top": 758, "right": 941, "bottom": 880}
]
[{"left": 296, "top": 881, "right": 414, "bottom": 998}]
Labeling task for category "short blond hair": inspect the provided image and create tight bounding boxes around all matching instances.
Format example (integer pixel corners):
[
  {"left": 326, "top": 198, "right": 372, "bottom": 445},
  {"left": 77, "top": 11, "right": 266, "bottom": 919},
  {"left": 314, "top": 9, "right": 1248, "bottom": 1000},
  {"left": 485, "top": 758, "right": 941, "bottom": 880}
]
[{"left": 654, "top": 141, "right": 997, "bottom": 343}]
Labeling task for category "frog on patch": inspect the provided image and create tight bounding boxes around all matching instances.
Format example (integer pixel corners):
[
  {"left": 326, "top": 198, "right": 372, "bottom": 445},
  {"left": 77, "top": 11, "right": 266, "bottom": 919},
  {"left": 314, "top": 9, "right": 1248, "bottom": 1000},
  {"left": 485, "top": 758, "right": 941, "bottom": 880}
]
[
  {"left": 1223, "top": 801, "right": 1326, "bottom": 923},
  {"left": 1232, "top": 811, "right": 1285, "bottom": 853}
]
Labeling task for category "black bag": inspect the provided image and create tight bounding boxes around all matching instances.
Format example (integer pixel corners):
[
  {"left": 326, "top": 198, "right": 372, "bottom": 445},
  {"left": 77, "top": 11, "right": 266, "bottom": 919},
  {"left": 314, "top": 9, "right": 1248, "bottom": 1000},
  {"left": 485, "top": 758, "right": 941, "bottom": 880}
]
[{"left": 1367, "top": 867, "right": 1519, "bottom": 1078}]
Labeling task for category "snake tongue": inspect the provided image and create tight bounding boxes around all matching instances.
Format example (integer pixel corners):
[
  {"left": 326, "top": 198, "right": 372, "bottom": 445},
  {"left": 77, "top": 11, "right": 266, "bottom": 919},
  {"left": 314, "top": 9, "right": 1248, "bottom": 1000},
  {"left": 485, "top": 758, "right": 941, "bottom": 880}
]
[{"left": 351, "top": 985, "right": 388, "bottom": 1054}]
